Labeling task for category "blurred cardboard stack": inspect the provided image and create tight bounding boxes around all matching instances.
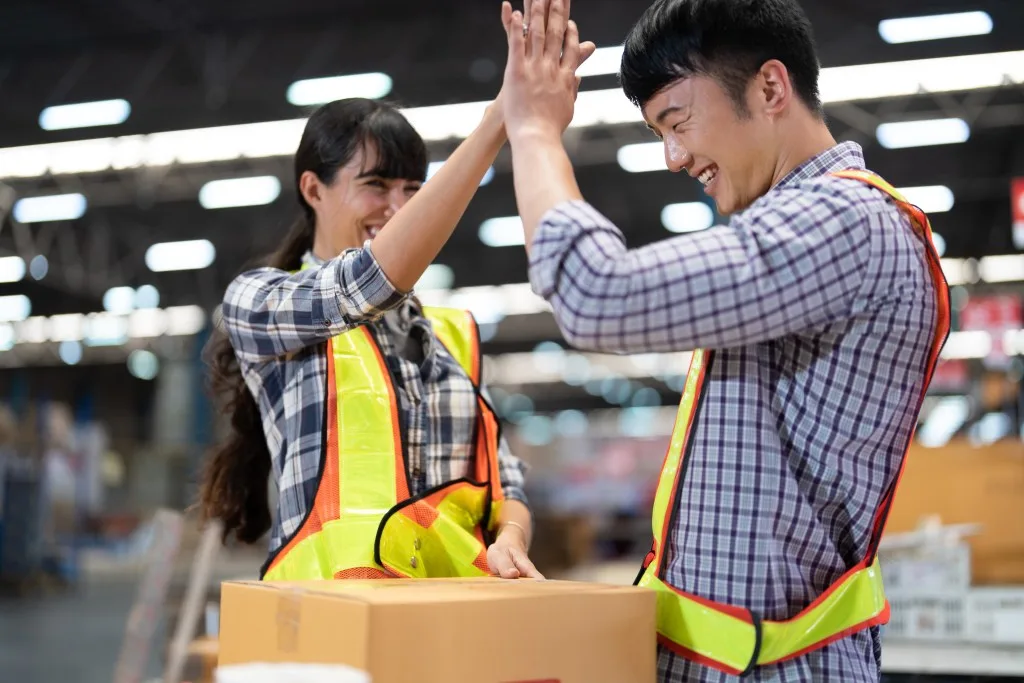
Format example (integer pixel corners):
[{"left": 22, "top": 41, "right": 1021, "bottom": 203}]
[{"left": 880, "top": 439, "right": 1024, "bottom": 645}]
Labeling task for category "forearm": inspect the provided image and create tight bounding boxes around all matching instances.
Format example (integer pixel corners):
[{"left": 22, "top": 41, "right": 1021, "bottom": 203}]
[
  {"left": 372, "top": 108, "right": 507, "bottom": 291},
  {"left": 507, "top": 127, "right": 583, "bottom": 253},
  {"left": 496, "top": 499, "right": 533, "bottom": 549}
]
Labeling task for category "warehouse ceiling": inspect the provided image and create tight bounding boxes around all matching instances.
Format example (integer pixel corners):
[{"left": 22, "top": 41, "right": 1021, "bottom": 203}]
[{"left": 0, "top": 0, "right": 1022, "bottom": 357}]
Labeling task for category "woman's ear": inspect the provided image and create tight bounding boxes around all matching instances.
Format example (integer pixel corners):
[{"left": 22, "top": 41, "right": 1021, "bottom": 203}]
[{"left": 298, "top": 170, "right": 322, "bottom": 209}]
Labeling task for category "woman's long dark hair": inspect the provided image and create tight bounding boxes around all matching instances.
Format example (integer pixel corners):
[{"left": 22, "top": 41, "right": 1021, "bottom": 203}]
[{"left": 198, "top": 98, "right": 428, "bottom": 544}]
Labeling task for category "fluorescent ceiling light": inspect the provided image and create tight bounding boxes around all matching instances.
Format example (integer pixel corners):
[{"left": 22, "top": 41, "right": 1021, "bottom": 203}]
[
  {"left": 135, "top": 284, "right": 160, "bottom": 309},
  {"left": 661, "top": 202, "right": 715, "bottom": 233},
  {"left": 13, "top": 193, "right": 87, "bottom": 223},
  {"left": 0, "top": 324, "right": 13, "bottom": 352},
  {"left": 128, "top": 349, "right": 160, "bottom": 380},
  {"left": 426, "top": 160, "right": 495, "bottom": 186},
  {"left": 59, "top": 340, "right": 83, "bottom": 365},
  {"left": 820, "top": 51, "right": 1024, "bottom": 104},
  {"left": 129, "top": 309, "right": 166, "bottom": 338},
  {"left": 0, "top": 256, "right": 26, "bottom": 283},
  {"left": 29, "top": 255, "right": 48, "bottom": 280},
  {"left": 103, "top": 286, "right": 137, "bottom": 315},
  {"left": 16, "top": 317, "right": 48, "bottom": 344},
  {"left": 39, "top": 99, "right": 131, "bottom": 131},
  {"left": 199, "top": 176, "right": 281, "bottom": 209},
  {"left": 931, "top": 233, "right": 947, "bottom": 258},
  {"left": 978, "top": 255, "right": 1024, "bottom": 283},
  {"left": 84, "top": 313, "right": 129, "bottom": 347},
  {"left": 3, "top": 50, "right": 1022, "bottom": 180},
  {"left": 575, "top": 47, "right": 1023, "bottom": 103},
  {"left": 416, "top": 264, "right": 455, "bottom": 291},
  {"left": 942, "top": 330, "right": 992, "bottom": 359},
  {"left": 617, "top": 143, "right": 666, "bottom": 173},
  {"left": 165, "top": 305, "right": 207, "bottom": 335},
  {"left": 0, "top": 295, "right": 31, "bottom": 322},
  {"left": 940, "top": 258, "right": 973, "bottom": 286},
  {"left": 286, "top": 73, "right": 393, "bottom": 106},
  {"left": 575, "top": 46, "right": 625, "bottom": 78},
  {"left": 479, "top": 217, "right": 525, "bottom": 247},
  {"left": 879, "top": 11, "right": 993, "bottom": 44},
  {"left": 899, "top": 185, "right": 955, "bottom": 213},
  {"left": 145, "top": 239, "right": 216, "bottom": 272},
  {"left": 49, "top": 313, "right": 84, "bottom": 342},
  {"left": 876, "top": 118, "right": 970, "bottom": 149}
]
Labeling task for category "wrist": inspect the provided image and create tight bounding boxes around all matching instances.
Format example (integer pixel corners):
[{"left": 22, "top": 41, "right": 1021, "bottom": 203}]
[
  {"left": 481, "top": 102, "right": 507, "bottom": 142},
  {"left": 506, "top": 120, "right": 563, "bottom": 148},
  {"left": 497, "top": 520, "right": 529, "bottom": 549}
]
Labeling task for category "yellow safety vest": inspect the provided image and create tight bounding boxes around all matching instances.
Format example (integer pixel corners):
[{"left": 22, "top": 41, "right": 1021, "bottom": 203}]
[
  {"left": 635, "top": 170, "right": 951, "bottom": 676},
  {"left": 262, "top": 306, "right": 505, "bottom": 581}
]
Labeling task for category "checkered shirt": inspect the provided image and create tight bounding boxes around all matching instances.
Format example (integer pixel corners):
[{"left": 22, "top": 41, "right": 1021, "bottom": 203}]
[
  {"left": 529, "top": 142, "right": 939, "bottom": 682},
  {"left": 221, "top": 248, "right": 529, "bottom": 555}
]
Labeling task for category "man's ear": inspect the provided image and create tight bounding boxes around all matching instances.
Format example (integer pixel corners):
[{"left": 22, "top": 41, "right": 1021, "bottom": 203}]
[{"left": 756, "top": 59, "right": 793, "bottom": 118}]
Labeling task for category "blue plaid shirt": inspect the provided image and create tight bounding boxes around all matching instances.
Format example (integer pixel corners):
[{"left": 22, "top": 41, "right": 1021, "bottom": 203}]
[
  {"left": 529, "top": 142, "right": 939, "bottom": 682},
  {"left": 221, "top": 249, "right": 529, "bottom": 555}
]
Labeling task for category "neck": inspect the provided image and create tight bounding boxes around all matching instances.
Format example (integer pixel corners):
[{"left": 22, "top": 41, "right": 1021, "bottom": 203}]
[
  {"left": 770, "top": 117, "right": 837, "bottom": 188},
  {"left": 311, "top": 233, "right": 355, "bottom": 262}
]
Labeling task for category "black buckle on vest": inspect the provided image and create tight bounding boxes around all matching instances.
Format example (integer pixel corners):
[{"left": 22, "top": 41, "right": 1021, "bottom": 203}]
[{"left": 739, "top": 611, "right": 764, "bottom": 678}]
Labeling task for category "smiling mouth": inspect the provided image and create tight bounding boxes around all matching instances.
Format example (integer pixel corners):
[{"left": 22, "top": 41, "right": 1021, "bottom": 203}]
[{"left": 698, "top": 165, "right": 718, "bottom": 186}]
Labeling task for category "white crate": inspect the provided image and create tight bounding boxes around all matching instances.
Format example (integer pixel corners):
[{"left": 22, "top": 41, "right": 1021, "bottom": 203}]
[
  {"left": 879, "top": 541, "right": 971, "bottom": 596},
  {"left": 886, "top": 594, "right": 968, "bottom": 641},
  {"left": 966, "top": 587, "right": 1024, "bottom": 645}
]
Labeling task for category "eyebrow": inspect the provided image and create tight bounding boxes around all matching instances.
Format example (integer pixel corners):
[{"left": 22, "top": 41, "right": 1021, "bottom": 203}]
[{"left": 655, "top": 105, "right": 689, "bottom": 126}]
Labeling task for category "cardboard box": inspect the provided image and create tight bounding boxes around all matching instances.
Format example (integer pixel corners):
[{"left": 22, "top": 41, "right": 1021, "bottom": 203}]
[{"left": 218, "top": 578, "right": 656, "bottom": 683}]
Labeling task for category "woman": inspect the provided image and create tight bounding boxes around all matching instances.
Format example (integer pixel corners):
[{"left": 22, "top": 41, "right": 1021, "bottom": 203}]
[{"left": 199, "top": 93, "right": 542, "bottom": 581}]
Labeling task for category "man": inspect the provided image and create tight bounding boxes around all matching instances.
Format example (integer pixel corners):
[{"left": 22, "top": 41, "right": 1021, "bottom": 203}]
[{"left": 499, "top": 0, "right": 949, "bottom": 681}]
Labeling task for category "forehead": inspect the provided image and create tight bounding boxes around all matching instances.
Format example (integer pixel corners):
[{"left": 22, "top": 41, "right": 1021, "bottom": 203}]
[{"left": 641, "top": 76, "right": 727, "bottom": 127}]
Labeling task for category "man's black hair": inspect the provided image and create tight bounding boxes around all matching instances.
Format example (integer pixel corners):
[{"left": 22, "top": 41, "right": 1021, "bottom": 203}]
[{"left": 620, "top": 0, "right": 823, "bottom": 117}]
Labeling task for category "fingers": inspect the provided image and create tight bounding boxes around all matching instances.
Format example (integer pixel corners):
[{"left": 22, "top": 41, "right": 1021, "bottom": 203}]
[
  {"left": 507, "top": 9, "right": 526, "bottom": 62},
  {"left": 560, "top": 16, "right": 580, "bottom": 70},
  {"left": 501, "top": 1, "right": 512, "bottom": 32},
  {"left": 577, "top": 40, "right": 597, "bottom": 68},
  {"left": 490, "top": 548, "right": 522, "bottom": 579},
  {"left": 545, "top": 0, "right": 567, "bottom": 59},
  {"left": 511, "top": 548, "right": 546, "bottom": 580},
  {"left": 529, "top": 0, "right": 547, "bottom": 57}
]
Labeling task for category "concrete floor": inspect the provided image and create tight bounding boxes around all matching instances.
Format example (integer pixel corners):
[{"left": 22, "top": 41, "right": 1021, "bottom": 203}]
[{"left": 0, "top": 578, "right": 164, "bottom": 683}]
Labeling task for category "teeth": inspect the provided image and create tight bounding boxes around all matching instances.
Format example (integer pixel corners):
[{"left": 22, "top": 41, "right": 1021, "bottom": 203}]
[{"left": 699, "top": 168, "right": 717, "bottom": 185}]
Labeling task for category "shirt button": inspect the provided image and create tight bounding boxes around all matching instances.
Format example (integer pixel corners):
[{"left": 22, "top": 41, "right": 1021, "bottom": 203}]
[
  {"left": 321, "top": 319, "right": 332, "bottom": 327},
  {"left": 412, "top": 467, "right": 422, "bottom": 479}
]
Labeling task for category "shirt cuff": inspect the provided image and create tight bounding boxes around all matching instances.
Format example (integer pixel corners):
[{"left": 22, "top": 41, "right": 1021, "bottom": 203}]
[
  {"left": 528, "top": 199, "right": 623, "bottom": 300},
  {"left": 325, "top": 244, "right": 408, "bottom": 325}
]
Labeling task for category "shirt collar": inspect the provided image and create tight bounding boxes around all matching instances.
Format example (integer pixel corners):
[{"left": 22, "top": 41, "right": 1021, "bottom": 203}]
[
  {"left": 301, "top": 250, "right": 324, "bottom": 268},
  {"left": 774, "top": 141, "right": 866, "bottom": 190}
]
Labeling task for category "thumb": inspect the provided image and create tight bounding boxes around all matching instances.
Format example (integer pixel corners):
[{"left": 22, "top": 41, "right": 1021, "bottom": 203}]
[{"left": 577, "top": 41, "right": 597, "bottom": 68}]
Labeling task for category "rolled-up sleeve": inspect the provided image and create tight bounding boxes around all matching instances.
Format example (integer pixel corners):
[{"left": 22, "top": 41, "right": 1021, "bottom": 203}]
[
  {"left": 222, "top": 245, "right": 407, "bottom": 362},
  {"left": 528, "top": 191, "right": 872, "bottom": 354},
  {"left": 496, "top": 432, "right": 529, "bottom": 508}
]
